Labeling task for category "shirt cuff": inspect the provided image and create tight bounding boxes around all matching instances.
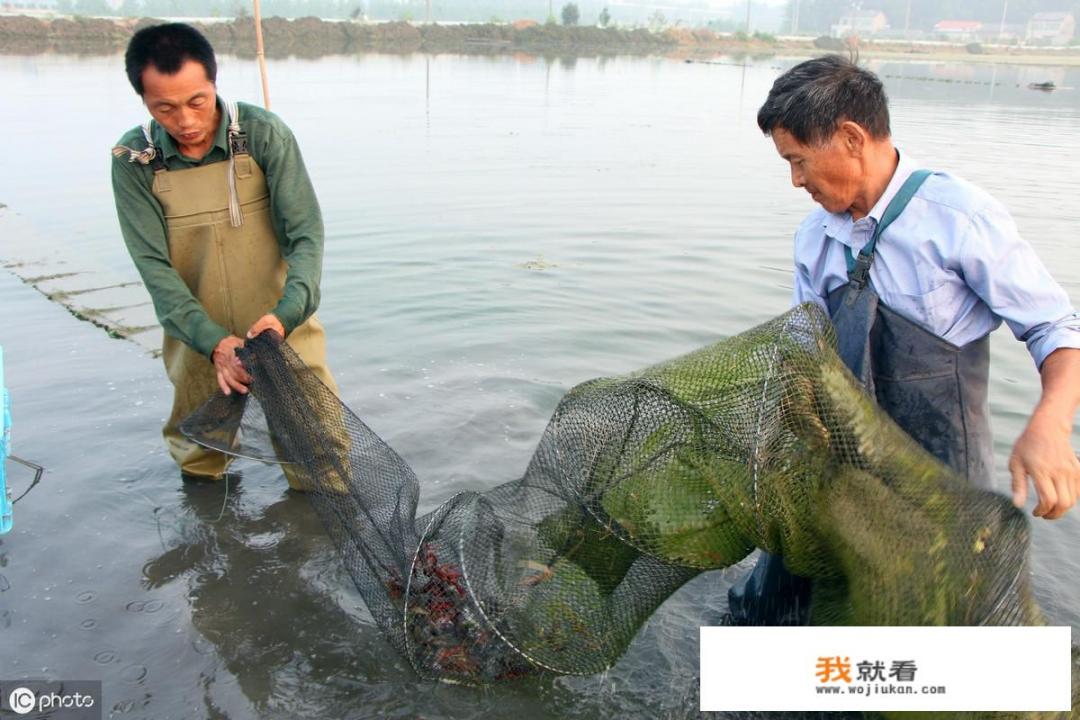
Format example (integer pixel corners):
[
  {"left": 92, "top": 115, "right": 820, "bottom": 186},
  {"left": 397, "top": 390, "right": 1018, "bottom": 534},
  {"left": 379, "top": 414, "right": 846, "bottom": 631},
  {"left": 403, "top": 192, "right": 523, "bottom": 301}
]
[
  {"left": 1027, "top": 316, "right": 1080, "bottom": 370},
  {"left": 271, "top": 297, "right": 306, "bottom": 336},
  {"left": 191, "top": 318, "right": 231, "bottom": 360}
]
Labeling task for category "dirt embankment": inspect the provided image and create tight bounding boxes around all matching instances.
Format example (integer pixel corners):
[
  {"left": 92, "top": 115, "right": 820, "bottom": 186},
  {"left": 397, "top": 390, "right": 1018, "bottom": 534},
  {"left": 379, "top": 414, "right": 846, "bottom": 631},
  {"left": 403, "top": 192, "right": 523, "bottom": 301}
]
[
  {"left": 0, "top": 15, "right": 718, "bottom": 57},
  {"left": 6, "top": 15, "right": 1078, "bottom": 65},
  {"left": 0, "top": 14, "right": 130, "bottom": 52}
]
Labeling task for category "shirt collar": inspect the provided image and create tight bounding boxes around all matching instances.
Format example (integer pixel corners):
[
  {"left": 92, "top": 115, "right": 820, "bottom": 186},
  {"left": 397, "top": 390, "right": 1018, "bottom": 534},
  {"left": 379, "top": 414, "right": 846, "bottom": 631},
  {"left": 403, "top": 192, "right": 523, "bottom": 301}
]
[
  {"left": 152, "top": 96, "right": 230, "bottom": 162},
  {"left": 821, "top": 148, "right": 919, "bottom": 243}
]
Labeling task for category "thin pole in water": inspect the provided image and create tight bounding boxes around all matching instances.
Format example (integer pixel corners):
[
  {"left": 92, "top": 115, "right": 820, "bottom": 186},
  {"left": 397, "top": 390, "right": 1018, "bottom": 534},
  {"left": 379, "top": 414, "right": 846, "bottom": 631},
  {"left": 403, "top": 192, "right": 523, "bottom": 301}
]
[
  {"left": 0, "top": 346, "right": 11, "bottom": 534},
  {"left": 253, "top": 0, "right": 271, "bottom": 110}
]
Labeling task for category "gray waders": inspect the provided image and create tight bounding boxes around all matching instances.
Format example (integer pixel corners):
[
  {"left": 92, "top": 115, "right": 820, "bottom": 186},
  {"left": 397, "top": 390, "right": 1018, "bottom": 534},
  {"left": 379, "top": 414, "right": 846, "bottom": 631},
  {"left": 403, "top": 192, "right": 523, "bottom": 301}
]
[
  {"left": 150, "top": 103, "right": 337, "bottom": 488},
  {"left": 727, "top": 170, "right": 994, "bottom": 625}
]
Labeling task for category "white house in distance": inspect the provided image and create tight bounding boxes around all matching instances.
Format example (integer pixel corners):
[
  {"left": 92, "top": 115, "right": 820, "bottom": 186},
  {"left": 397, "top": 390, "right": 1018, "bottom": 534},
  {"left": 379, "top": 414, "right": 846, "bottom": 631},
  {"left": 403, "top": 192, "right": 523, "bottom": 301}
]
[
  {"left": 1027, "top": 12, "right": 1076, "bottom": 46},
  {"left": 933, "top": 20, "right": 983, "bottom": 42},
  {"left": 831, "top": 9, "right": 889, "bottom": 38}
]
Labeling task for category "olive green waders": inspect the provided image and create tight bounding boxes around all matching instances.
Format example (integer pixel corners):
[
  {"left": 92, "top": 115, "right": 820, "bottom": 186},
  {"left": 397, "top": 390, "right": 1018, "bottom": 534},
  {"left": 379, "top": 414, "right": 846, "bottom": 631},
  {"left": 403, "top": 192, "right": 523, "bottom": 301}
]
[{"left": 151, "top": 119, "right": 337, "bottom": 490}]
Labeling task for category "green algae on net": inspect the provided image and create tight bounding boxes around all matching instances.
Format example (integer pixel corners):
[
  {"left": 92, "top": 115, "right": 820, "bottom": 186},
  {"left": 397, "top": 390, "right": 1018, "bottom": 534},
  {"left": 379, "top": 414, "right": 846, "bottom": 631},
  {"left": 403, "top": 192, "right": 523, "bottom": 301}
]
[{"left": 180, "top": 303, "right": 1073, "bottom": 710}]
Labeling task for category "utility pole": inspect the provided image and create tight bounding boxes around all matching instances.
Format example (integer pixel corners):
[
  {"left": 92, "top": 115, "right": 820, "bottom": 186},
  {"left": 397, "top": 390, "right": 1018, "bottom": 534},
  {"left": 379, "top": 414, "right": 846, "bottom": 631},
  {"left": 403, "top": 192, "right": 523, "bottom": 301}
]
[
  {"left": 904, "top": 0, "right": 912, "bottom": 38},
  {"left": 745, "top": 0, "right": 751, "bottom": 34},
  {"left": 998, "top": 0, "right": 1009, "bottom": 39},
  {"left": 791, "top": 0, "right": 800, "bottom": 34},
  {"left": 549, "top": 0, "right": 553, "bottom": 21}
]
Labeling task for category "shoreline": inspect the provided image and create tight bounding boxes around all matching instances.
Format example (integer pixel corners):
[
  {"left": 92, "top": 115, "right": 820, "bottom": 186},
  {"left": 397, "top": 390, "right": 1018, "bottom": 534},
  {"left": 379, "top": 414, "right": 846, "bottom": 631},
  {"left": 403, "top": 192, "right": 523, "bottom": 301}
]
[{"left": 2, "top": 15, "right": 1080, "bottom": 67}]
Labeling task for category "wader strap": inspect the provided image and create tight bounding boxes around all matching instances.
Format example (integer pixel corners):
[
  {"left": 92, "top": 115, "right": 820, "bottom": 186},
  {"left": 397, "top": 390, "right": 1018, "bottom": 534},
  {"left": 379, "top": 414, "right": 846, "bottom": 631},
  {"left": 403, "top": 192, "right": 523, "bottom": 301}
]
[
  {"left": 111, "top": 120, "right": 167, "bottom": 175},
  {"left": 141, "top": 123, "right": 166, "bottom": 173},
  {"left": 225, "top": 99, "right": 248, "bottom": 228},
  {"left": 844, "top": 169, "right": 933, "bottom": 288}
]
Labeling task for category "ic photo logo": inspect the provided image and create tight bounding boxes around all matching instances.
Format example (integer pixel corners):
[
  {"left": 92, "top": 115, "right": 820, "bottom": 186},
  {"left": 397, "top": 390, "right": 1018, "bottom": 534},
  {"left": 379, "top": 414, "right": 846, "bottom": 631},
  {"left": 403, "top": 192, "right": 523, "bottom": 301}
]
[
  {"left": 2, "top": 681, "right": 101, "bottom": 718},
  {"left": 8, "top": 686, "right": 36, "bottom": 714}
]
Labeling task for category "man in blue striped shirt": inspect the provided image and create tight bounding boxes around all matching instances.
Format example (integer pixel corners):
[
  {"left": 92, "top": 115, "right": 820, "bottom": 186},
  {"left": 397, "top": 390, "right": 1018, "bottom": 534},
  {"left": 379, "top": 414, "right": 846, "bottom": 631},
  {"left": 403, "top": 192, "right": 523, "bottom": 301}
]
[{"left": 728, "top": 55, "right": 1080, "bottom": 626}]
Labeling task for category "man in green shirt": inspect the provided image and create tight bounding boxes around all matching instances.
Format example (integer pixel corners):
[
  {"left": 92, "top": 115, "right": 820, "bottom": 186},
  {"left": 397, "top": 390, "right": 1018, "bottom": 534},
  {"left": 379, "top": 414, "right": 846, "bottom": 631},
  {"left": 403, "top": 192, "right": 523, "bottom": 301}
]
[{"left": 112, "top": 23, "right": 336, "bottom": 486}]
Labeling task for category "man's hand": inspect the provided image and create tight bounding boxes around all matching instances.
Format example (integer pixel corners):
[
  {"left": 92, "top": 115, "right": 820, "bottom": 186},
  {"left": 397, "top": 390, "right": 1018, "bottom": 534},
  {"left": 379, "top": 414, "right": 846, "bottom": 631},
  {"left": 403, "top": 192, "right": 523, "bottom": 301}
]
[
  {"left": 211, "top": 335, "right": 252, "bottom": 396},
  {"left": 1010, "top": 415, "right": 1080, "bottom": 519},
  {"left": 247, "top": 313, "right": 284, "bottom": 340},
  {"left": 1009, "top": 347, "right": 1080, "bottom": 520}
]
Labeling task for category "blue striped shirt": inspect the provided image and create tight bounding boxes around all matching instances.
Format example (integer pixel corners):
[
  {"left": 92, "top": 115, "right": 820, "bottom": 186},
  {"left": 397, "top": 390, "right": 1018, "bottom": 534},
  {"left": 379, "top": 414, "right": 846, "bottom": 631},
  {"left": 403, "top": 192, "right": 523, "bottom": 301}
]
[{"left": 792, "top": 151, "right": 1080, "bottom": 369}]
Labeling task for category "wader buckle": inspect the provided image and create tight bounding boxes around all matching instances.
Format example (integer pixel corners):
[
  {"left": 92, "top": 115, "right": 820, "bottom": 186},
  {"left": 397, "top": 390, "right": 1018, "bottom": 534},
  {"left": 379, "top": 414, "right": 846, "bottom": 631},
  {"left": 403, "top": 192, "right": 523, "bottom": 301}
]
[
  {"left": 849, "top": 252, "right": 874, "bottom": 289},
  {"left": 229, "top": 130, "right": 249, "bottom": 156}
]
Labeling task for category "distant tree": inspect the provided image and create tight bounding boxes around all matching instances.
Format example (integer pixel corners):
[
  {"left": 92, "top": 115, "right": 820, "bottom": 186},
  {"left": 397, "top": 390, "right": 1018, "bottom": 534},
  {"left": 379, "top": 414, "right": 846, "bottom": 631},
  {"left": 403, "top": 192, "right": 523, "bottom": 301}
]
[
  {"left": 813, "top": 34, "right": 845, "bottom": 49},
  {"left": 561, "top": 2, "right": 579, "bottom": 26},
  {"left": 598, "top": 6, "right": 610, "bottom": 27},
  {"left": 140, "top": 0, "right": 171, "bottom": 17},
  {"left": 234, "top": 3, "right": 248, "bottom": 19},
  {"left": 76, "top": 0, "right": 111, "bottom": 14},
  {"left": 706, "top": 17, "right": 737, "bottom": 32},
  {"left": 647, "top": 9, "right": 666, "bottom": 30},
  {"left": 349, "top": 4, "right": 365, "bottom": 20}
]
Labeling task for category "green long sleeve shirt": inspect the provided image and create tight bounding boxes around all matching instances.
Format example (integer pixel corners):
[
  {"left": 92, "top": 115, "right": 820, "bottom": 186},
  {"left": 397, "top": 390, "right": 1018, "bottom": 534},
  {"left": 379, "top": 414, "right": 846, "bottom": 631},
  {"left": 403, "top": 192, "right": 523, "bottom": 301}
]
[{"left": 111, "top": 98, "right": 324, "bottom": 358}]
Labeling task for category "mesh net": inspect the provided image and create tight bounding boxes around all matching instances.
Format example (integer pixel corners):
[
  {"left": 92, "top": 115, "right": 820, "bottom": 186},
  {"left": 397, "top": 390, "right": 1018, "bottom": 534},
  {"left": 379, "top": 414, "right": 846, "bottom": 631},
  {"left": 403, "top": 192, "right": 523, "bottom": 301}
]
[{"left": 181, "top": 303, "right": 1072, "bottom": 700}]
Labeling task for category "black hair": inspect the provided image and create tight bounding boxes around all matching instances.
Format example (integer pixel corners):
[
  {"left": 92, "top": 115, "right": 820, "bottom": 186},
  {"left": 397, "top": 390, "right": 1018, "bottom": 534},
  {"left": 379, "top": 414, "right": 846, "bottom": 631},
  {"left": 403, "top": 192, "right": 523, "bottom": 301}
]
[
  {"left": 757, "top": 55, "right": 890, "bottom": 146},
  {"left": 124, "top": 23, "right": 217, "bottom": 96}
]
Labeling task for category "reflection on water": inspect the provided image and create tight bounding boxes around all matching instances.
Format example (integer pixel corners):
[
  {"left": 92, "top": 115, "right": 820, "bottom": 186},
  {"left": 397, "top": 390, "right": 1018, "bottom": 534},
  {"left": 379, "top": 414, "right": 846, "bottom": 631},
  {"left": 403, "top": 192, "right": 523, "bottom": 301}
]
[
  {"left": 0, "top": 52, "right": 1078, "bottom": 718},
  {"left": 144, "top": 481, "right": 388, "bottom": 717}
]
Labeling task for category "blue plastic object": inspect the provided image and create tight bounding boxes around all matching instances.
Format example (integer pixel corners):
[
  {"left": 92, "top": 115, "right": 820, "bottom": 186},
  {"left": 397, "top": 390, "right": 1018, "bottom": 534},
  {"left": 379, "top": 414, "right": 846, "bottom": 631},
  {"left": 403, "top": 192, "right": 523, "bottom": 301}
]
[{"left": 1, "top": 345, "right": 12, "bottom": 534}]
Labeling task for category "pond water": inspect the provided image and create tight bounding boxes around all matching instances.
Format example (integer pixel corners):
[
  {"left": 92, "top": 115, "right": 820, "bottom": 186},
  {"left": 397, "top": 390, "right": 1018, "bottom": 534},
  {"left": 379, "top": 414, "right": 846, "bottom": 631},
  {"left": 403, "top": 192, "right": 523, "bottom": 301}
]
[{"left": 0, "top": 51, "right": 1078, "bottom": 718}]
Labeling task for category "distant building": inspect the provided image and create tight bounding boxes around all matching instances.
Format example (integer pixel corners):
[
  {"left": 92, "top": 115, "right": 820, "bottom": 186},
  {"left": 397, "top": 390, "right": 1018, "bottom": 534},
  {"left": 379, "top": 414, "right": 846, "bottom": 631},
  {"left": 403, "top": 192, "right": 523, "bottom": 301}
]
[
  {"left": 0, "top": 0, "right": 60, "bottom": 15},
  {"left": 1026, "top": 11, "right": 1075, "bottom": 46},
  {"left": 831, "top": 9, "right": 889, "bottom": 38},
  {"left": 934, "top": 20, "right": 983, "bottom": 42}
]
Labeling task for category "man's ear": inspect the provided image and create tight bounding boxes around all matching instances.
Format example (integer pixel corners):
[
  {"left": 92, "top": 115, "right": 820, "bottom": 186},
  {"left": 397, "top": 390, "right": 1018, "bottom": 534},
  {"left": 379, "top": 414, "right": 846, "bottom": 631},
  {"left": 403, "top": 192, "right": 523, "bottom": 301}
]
[{"left": 837, "top": 120, "right": 867, "bottom": 157}]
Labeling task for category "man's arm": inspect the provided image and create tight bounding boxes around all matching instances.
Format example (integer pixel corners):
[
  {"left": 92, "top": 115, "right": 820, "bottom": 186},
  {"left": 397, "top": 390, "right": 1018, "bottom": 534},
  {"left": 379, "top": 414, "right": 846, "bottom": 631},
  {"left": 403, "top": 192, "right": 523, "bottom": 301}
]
[
  {"left": 256, "top": 116, "right": 324, "bottom": 336},
  {"left": 791, "top": 231, "right": 829, "bottom": 310},
  {"left": 958, "top": 201, "right": 1080, "bottom": 518},
  {"left": 1009, "top": 348, "right": 1080, "bottom": 519}
]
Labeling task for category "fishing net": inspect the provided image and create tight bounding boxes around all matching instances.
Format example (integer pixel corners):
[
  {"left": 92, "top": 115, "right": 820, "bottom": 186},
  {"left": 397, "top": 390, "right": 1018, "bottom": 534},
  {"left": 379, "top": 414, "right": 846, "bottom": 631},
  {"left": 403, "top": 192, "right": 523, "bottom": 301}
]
[{"left": 181, "top": 302, "right": 1068, "bottom": 698}]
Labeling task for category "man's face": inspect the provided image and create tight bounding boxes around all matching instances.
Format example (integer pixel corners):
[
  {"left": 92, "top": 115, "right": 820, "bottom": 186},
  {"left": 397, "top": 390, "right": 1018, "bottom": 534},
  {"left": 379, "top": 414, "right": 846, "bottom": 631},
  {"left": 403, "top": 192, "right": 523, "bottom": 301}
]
[
  {"left": 772, "top": 127, "right": 863, "bottom": 215},
  {"left": 141, "top": 59, "right": 219, "bottom": 158}
]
